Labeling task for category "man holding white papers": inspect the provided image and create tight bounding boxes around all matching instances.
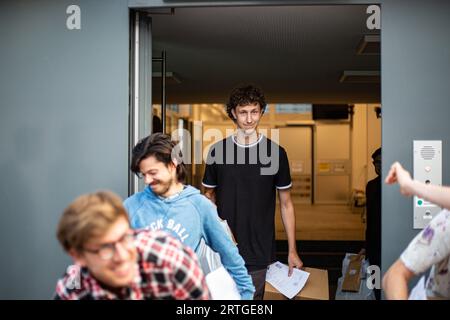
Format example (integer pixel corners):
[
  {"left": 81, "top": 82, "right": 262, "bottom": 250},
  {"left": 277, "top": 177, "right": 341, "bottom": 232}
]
[
  {"left": 266, "top": 261, "right": 310, "bottom": 299},
  {"left": 203, "top": 85, "right": 303, "bottom": 300}
]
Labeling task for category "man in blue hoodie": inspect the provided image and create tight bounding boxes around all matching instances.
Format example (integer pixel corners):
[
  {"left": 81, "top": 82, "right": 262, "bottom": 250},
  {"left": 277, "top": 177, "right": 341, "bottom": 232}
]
[{"left": 124, "top": 133, "right": 255, "bottom": 300}]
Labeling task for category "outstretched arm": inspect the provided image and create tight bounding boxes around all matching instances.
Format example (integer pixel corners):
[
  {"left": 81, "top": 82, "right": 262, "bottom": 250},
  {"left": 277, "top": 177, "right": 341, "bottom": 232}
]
[{"left": 385, "top": 162, "right": 450, "bottom": 209}]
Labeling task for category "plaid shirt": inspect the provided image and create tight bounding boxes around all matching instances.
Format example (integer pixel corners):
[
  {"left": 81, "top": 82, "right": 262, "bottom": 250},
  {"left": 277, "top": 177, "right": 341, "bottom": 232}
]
[{"left": 54, "top": 230, "right": 210, "bottom": 300}]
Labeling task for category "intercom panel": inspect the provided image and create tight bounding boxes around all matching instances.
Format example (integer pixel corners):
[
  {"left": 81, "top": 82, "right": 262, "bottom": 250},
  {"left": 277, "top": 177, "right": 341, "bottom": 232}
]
[{"left": 413, "top": 140, "right": 442, "bottom": 229}]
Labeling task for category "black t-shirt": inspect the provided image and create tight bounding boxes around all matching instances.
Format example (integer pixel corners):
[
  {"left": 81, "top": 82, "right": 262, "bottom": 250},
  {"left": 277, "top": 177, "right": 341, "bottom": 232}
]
[{"left": 202, "top": 135, "right": 292, "bottom": 270}]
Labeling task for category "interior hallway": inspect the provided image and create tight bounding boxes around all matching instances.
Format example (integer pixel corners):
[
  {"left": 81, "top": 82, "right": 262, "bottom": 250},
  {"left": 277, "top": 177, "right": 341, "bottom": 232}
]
[{"left": 275, "top": 203, "right": 365, "bottom": 241}]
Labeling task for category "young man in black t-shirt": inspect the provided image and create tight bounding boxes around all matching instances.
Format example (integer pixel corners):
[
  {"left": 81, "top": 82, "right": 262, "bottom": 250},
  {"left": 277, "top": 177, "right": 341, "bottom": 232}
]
[{"left": 202, "top": 85, "right": 303, "bottom": 300}]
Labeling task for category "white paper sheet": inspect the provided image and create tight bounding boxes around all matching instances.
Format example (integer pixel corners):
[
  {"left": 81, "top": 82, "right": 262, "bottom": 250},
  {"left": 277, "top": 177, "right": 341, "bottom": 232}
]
[
  {"left": 266, "top": 261, "right": 310, "bottom": 299},
  {"left": 205, "top": 266, "right": 241, "bottom": 300}
]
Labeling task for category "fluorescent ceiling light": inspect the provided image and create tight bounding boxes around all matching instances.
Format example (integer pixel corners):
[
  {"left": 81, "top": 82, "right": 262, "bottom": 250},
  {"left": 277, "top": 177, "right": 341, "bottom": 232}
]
[{"left": 356, "top": 35, "right": 380, "bottom": 55}]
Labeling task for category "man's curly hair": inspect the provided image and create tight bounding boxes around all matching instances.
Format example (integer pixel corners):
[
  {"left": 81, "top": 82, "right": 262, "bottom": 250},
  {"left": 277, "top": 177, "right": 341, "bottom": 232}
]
[{"left": 226, "top": 85, "right": 267, "bottom": 122}]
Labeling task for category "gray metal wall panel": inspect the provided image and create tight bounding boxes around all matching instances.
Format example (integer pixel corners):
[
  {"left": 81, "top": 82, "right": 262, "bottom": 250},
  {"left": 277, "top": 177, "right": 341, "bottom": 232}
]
[{"left": 381, "top": 0, "right": 450, "bottom": 281}]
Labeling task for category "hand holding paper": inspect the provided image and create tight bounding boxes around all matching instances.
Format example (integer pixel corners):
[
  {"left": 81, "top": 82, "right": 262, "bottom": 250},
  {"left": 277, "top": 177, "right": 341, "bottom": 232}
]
[{"left": 266, "top": 261, "right": 310, "bottom": 299}]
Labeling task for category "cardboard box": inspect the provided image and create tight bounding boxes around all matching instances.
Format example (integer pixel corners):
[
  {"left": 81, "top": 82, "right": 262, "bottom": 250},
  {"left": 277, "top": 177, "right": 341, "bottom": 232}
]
[{"left": 264, "top": 267, "right": 329, "bottom": 300}]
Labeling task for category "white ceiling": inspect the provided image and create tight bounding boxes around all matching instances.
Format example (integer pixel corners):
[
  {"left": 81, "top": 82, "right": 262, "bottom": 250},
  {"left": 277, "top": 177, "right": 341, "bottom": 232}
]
[{"left": 149, "top": 5, "right": 380, "bottom": 104}]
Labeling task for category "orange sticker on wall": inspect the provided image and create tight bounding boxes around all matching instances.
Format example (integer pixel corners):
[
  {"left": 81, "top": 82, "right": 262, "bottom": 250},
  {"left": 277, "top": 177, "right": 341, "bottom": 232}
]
[{"left": 318, "top": 163, "right": 330, "bottom": 172}]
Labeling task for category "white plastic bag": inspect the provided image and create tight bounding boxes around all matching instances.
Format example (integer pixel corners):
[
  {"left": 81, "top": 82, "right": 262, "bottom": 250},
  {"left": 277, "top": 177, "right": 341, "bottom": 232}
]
[
  {"left": 341, "top": 253, "right": 370, "bottom": 279},
  {"left": 196, "top": 219, "right": 236, "bottom": 274},
  {"left": 205, "top": 266, "right": 241, "bottom": 300},
  {"left": 335, "top": 276, "right": 375, "bottom": 300},
  {"left": 195, "top": 219, "right": 241, "bottom": 299},
  {"left": 196, "top": 239, "right": 241, "bottom": 300},
  {"left": 335, "top": 253, "right": 375, "bottom": 300}
]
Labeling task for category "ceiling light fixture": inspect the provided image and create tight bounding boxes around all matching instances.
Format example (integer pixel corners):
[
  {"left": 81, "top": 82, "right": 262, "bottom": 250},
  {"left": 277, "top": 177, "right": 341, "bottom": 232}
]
[
  {"left": 356, "top": 35, "right": 380, "bottom": 55},
  {"left": 339, "top": 70, "right": 380, "bottom": 83}
]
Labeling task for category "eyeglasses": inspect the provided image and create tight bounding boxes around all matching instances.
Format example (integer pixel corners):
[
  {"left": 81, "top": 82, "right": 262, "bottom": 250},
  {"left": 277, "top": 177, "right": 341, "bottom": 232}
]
[{"left": 84, "top": 232, "right": 135, "bottom": 261}]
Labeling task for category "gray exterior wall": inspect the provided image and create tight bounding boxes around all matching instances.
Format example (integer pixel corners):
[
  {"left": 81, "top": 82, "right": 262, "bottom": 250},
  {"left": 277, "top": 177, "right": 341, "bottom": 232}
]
[
  {"left": 381, "top": 0, "right": 450, "bottom": 278},
  {"left": 0, "top": 0, "right": 129, "bottom": 298}
]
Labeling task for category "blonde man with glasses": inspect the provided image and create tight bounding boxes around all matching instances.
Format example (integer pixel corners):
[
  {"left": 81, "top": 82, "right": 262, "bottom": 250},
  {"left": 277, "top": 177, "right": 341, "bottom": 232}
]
[{"left": 54, "top": 190, "right": 209, "bottom": 300}]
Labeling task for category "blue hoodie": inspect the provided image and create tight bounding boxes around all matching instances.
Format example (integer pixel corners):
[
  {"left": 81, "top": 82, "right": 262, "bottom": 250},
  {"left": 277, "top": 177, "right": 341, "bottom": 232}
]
[{"left": 124, "top": 185, "right": 255, "bottom": 300}]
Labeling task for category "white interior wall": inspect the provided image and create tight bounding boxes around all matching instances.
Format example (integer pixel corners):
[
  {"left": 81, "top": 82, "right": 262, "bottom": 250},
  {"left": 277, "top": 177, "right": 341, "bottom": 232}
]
[{"left": 352, "top": 104, "right": 369, "bottom": 191}]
